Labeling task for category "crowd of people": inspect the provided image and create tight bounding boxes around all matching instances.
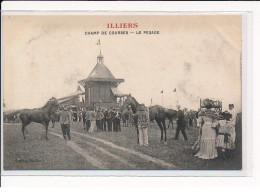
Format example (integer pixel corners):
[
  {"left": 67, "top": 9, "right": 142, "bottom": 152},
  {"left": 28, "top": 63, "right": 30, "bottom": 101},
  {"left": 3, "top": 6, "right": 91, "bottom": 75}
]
[
  {"left": 192, "top": 100, "right": 237, "bottom": 160},
  {"left": 54, "top": 99, "right": 238, "bottom": 160}
]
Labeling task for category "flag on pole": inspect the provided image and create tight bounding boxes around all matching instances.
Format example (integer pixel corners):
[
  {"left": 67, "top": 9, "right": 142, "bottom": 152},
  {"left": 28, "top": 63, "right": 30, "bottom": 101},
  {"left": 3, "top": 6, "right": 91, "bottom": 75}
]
[
  {"left": 160, "top": 90, "right": 163, "bottom": 93},
  {"left": 96, "top": 39, "right": 100, "bottom": 45},
  {"left": 173, "top": 88, "right": 176, "bottom": 92}
]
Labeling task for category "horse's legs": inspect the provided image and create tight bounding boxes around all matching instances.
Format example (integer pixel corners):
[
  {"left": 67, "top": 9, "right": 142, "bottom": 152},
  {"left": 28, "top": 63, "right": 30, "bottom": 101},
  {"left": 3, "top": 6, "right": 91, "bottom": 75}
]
[
  {"left": 21, "top": 123, "right": 26, "bottom": 140},
  {"left": 168, "top": 120, "right": 173, "bottom": 129},
  {"left": 134, "top": 121, "right": 139, "bottom": 144},
  {"left": 83, "top": 120, "right": 86, "bottom": 130},
  {"left": 162, "top": 119, "right": 167, "bottom": 142},
  {"left": 45, "top": 122, "right": 49, "bottom": 140},
  {"left": 155, "top": 119, "right": 163, "bottom": 141}
]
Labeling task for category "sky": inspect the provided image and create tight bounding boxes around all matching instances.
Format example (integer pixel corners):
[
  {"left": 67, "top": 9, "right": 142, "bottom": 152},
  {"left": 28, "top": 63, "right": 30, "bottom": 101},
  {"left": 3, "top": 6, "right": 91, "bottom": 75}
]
[{"left": 3, "top": 14, "right": 242, "bottom": 112}]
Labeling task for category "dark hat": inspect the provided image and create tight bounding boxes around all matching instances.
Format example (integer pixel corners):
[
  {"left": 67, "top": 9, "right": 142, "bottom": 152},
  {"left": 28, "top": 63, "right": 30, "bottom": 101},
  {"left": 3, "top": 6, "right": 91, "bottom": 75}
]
[
  {"left": 203, "top": 98, "right": 213, "bottom": 109},
  {"left": 229, "top": 104, "right": 234, "bottom": 107},
  {"left": 218, "top": 113, "right": 225, "bottom": 120},
  {"left": 140, "top": 103, "right": 145, "bottom": 107}
]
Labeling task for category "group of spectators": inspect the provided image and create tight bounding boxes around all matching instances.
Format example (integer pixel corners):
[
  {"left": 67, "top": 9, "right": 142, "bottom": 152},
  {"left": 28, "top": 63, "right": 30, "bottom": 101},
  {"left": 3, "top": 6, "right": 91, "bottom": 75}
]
[
  {"left": 192, "top": 101, "right": 237, "bottom": 160},
  {"left": 83, "top": 107, "right": 122, "bottom": 133},
  {"left": 57, "top": 103, "right": 150, "bottom": 146},
  {"left": 57, "top": 101, "right": 238, "bottom": 160}
]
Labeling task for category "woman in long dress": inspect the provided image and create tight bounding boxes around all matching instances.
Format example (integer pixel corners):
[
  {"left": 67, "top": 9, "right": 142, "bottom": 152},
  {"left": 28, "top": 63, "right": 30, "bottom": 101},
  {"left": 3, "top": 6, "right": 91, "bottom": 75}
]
[
  {"left": 195, "top": 100, "right": 218, "bottom": 160},
  {"left": 216, "top": 112, "right": 236, "bottom": 158}
]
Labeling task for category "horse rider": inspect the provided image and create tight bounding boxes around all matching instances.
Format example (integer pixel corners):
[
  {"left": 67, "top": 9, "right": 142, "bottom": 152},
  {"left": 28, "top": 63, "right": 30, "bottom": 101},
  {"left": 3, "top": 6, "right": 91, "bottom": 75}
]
[
  {"left": 137, "top": 104, "right": 150, "bottom": 146},
  {"left": 173, "top": 109, "right": 188, "bottom": 141},
  {"left": 60, "top": 105, "right": 73, "bottom": 140}
]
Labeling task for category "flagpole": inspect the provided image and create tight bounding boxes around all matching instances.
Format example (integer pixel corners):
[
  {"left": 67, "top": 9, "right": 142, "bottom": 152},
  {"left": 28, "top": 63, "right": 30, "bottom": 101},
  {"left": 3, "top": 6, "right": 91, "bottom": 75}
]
[
  {"left": 100, "top": 40, "right": 102, "bottom": 54},
  {"left": 162, "top": 92, "right": 163, "bottom": 106},
  {"left": 97, "top": 39, "right": 102, "bottom": 54},
  {"left": 176, "top": 89, "right": 178, "bottom": 107}
]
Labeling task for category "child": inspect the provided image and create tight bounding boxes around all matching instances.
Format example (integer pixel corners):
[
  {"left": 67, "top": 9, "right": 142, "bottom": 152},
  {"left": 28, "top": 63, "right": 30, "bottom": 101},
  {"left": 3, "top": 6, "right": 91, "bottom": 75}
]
[{"left": 216, "top": 112, "right": 235, "bottom": 159}]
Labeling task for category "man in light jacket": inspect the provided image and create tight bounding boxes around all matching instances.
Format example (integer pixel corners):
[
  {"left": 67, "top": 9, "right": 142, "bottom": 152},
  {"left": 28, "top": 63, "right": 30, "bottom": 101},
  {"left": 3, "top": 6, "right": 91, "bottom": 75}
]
[
  {"left": 96, "top": 108, "right": 104, "bottom": 131},
  {"left": 137, "top": 104, "right": 150, "bottom": 146},
  {"left": 60, "top": 105, "right": 73, "bottom": 140},
  {"left": 88, "top": 108, "right": 97, "bottom": 133}
]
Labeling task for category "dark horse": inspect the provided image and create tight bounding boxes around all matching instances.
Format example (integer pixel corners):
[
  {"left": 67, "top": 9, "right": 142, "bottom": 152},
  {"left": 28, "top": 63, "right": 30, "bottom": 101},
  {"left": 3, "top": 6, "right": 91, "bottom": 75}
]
[
  {"left": 123, "top": 95, "right": 168, "bottom": 143},
  {"left": 121, "top": 106, "right": 131, "bottom": 127},
  {"left": 19, "top": 97, "right": 60, "bottom": 140},
  {"left": 166, "top": 109, "right": 178, "bottom": 129}
]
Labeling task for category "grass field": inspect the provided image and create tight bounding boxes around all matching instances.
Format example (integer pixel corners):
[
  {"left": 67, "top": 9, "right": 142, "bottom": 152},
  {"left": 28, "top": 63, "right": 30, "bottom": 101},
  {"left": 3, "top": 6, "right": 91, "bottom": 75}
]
[{"left": 3, "top": 119, "right": 242, "bottom": 171}]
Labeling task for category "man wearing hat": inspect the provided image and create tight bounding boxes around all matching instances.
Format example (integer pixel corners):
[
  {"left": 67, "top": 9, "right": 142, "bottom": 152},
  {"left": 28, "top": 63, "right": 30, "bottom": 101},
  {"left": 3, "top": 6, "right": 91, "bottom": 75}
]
[
  {"left": 226, "top": 104, "right": 237, "bottom": 157},
  {"left": 137, "top": 104, "right": 150, "bottom": 146},
  {"left": 85, "top": 107, "right": 91, "bottom": 132},
  {"left": 127, "top": 105, "right": 134, "bottom": 125},
  {"left": 96, "top": 108, "right": 104, "bottom": 131},
  {"left": 59, "top": 105, "right": 73, "bottom": 140},
  {"left": 111, "top": 107, "right": 117, "bottom": 132},
  {"left": 101, "top": 108, "right": 108, "bottom": 131},
  {"left": 88, "top": 107, "right": 97, "bottom": 133},
  {"left": 113, "top": 107, "right": 121, "bottom": 132},
  {"left": 107, "top": 108, "right": 112, "bottom": 131},
  {"left": 173, "top": 109, "right": 188, "bottom": 141}
]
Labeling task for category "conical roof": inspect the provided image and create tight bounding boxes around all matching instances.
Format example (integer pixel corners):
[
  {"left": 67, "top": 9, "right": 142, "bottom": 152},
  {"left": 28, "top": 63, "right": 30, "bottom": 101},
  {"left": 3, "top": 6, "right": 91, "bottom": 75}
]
[
  {"left": 88, "top": 63, "right": 115, "bottom": 80},
  {"left": 78, "top": 53, "right": 124, "bottom": 85}
]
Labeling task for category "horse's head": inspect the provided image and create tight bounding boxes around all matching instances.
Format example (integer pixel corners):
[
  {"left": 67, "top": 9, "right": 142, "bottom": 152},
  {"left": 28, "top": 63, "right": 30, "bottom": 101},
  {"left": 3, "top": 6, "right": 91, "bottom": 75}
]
[
  {"left": 124, "top": 95, "right": 139, "bottom": 107},
  {"left": 48, "top": 97, "right": 60, "bottom": 110},
  {"left": 123, "top": 95, "right": 138, "bottom": 113}
]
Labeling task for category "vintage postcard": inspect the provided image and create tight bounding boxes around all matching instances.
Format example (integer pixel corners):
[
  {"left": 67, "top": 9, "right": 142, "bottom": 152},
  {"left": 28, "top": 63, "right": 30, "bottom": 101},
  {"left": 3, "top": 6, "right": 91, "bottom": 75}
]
[{"left": 2, "top": 13, "right": 245, "bottom": 176}]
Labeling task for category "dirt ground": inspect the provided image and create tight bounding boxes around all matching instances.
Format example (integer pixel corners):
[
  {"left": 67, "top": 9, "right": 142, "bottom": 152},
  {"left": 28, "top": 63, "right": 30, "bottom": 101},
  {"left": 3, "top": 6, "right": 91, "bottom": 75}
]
[{"left": 3, "top": 119, "right": 242, "bottom": 170}]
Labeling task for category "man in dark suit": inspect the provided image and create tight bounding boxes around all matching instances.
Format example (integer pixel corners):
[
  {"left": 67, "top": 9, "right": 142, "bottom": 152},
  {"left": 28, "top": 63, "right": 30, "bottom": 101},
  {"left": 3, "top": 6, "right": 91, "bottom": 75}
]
[
  {"left": 173, "top": 110, "right": 188, "bottom": 141},
  {"left": 114, "top": 108, "right": 121, "bottom": 132},
  {"left": 102, "top": 108, "right": 108, "bottom": 131},
  {"left": 107, "top": 107, "right": 113, "bottom": 132},
  {"left": 111, "top": 108, "right": 117, "bottom": 132}
]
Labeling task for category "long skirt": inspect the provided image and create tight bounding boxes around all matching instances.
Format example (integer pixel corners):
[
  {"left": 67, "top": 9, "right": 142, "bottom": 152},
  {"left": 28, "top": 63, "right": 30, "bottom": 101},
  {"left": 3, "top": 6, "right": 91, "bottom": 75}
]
[{"left": 195, "top": 123, "right": 218, "bottom": 159}]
